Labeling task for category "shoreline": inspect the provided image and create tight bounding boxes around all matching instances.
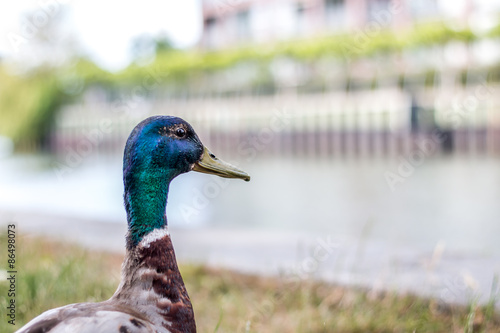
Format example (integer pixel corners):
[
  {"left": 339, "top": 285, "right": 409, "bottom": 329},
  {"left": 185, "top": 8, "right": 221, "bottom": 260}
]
[{"left": 1, "top": 209, "right": 498, "bottom": 306}]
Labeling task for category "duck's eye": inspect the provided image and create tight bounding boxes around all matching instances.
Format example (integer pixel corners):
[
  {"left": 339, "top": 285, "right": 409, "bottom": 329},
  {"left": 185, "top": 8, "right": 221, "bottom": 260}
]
[{"left": 175, "top": 128, "right": 186, "bottom": 138}]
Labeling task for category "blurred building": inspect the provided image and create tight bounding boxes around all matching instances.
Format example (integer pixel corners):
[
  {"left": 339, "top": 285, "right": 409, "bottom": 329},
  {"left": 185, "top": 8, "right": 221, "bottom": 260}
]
[
  {"left": 200, "top": 0, "right": 500, "bottom": 49},
  {"left": 46, "top": 0, "right": 500, "bottom": 158}
]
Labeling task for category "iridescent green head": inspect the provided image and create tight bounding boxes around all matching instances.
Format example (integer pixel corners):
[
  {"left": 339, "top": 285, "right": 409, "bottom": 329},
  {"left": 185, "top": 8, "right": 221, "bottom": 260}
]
[{"left": 123, "top": 116, "right": 250, "bottom": 248}]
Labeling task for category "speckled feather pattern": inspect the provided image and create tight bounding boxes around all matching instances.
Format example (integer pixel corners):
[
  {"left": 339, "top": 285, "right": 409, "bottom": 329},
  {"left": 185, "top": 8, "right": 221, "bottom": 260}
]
[
  {"left": 112, "top": 227, "right": 196, "bottom": 333},
  {"left": 16, "top": 228, "right": 195, "bottom": 333}
]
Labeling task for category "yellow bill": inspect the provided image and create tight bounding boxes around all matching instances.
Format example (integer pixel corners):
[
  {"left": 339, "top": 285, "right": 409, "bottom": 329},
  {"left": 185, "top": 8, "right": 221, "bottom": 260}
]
[{"left": 192, "top": 147, "right": 250, "bottom": 182}]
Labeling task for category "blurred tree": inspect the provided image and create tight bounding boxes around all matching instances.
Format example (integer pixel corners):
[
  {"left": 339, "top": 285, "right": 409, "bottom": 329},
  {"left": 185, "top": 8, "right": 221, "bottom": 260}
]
[
  {"left": 129, "top": 32, "right": 175, "bottom": 65},
  {"left": 154, "top": 33, "right": 175, "bottom": 54},
  {"left": 0, "top": 6, "right": 84, "bottom": 150}
]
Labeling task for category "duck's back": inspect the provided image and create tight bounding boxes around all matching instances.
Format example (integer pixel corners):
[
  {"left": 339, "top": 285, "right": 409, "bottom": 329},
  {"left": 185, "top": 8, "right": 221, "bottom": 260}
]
[{"left": 16, "top": 301, "right": 158, "bottom": 333}]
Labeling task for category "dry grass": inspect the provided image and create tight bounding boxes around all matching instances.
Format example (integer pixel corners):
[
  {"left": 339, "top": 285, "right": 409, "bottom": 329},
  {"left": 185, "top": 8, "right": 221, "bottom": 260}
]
[{"left": 1, "top": 234, "right": 498, "bottom": 333}]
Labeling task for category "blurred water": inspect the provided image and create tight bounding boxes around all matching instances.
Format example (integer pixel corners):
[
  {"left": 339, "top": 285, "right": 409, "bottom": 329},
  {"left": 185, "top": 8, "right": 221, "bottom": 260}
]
[
  {"left": 1, "top": 153, "right": 499, "bottom": 255},
  {"left": 217, "top": 155, "right": 500, "bottom": 257},
  {"left": 1, "top": 153, "right": 499, "bottom": 303}
]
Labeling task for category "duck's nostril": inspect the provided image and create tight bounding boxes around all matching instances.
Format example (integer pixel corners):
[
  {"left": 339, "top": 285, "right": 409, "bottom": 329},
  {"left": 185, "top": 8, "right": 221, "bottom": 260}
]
[{"left": 209, "top": 153, "right": 217, "bottom": 159}]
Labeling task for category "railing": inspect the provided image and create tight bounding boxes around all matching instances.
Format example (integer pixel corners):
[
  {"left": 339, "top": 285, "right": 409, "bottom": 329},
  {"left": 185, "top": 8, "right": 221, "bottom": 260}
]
[{"left": 51, "top": 85, "right": 500, "bottom": 160}]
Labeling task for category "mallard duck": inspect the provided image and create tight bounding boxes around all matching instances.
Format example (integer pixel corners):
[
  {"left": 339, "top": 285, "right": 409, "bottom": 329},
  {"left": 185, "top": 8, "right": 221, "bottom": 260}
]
[{"left": 17, "top": 116, "right": 250, "bottom": 333}]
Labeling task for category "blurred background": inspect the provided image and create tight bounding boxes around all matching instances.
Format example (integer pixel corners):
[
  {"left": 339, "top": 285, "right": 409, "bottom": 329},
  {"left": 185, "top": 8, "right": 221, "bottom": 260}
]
[{"left": 1, "top": 0, "right": 499, "bottom": 306}]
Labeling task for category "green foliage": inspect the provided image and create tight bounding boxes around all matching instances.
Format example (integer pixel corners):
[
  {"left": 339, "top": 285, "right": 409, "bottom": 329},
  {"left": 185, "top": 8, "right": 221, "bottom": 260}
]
[
  {"left": 0, "top": 59, "right": 110, "bottom": 148},
  {"left": 114, "top": 22, "right": 483, "bottom": 84},
  {"left": 126, "top": 22, "right": 480, "bottom": 80},
  {"left": 488, "top": 23, "right": 500, "bottom": 38},
  {"left": 0, "top": 68, "right": 64, "bottom": 147}
]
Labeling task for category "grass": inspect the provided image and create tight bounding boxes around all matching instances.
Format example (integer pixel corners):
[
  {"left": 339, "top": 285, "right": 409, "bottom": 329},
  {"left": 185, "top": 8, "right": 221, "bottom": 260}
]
[{"left": 0, "top": 234, "right": 499, "bottom": 333}]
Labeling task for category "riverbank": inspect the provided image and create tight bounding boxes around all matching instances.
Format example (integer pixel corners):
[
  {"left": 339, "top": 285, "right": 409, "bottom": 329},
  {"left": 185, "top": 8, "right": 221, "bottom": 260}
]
[
  {"left": 1, "top": 209, "right": 499, "bottom": 308},
  {"left": 1, "top": 234, "right": 499, "bottom": 333}
]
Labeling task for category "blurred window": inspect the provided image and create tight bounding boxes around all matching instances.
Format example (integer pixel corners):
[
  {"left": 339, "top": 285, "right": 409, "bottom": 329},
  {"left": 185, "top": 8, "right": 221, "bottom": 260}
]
[
  {"left": 409, "top": 0, "right": 439, "bottom": 21},
  {"left": 367, "top": 0, "right": 391, "bottom": 25},
  {"left": 325, "top": 0, "right": 345, "bottom": 30},
  {"left": 205, "top": 16, "right": 217, "bottom": 29},
  {"left": 236, "top": 10, "right": 251, "bottom": 40},
  {"left": 296, "top": 2, "right": 307, "bottom": 34},
  {"left": 204, "top": 17, "right": 218, "bottom": 48}
]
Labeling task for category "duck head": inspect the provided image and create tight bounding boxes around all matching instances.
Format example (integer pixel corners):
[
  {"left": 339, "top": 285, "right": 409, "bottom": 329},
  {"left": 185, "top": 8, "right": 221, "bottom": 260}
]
[
  {"left": 123, "top": 115, "right": 250, "bottom": 181},
  {"left": 123, "top": 115, "right": 250, "bottom": 248}
]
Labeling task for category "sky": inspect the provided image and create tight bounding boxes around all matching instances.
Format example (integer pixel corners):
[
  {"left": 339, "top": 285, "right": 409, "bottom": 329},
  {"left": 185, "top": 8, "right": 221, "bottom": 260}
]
[{"left": 0, "top": 1, "right": 202, "bottom": 71}]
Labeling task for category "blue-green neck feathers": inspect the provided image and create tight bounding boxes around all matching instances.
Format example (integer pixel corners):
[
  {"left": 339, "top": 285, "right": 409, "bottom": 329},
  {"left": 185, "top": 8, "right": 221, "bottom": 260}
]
[
  {"left": 124, "top": 168, "right": 173, "bottom": 248},
  {"left": 123, "top": 116, "right": 203, "bottom": 249}
]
